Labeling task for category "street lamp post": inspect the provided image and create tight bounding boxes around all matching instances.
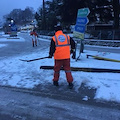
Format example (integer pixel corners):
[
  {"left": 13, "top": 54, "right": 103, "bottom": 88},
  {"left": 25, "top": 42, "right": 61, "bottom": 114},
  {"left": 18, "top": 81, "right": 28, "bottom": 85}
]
[{"left": 42, "top": 0, "right": 46, "bottom": 30}]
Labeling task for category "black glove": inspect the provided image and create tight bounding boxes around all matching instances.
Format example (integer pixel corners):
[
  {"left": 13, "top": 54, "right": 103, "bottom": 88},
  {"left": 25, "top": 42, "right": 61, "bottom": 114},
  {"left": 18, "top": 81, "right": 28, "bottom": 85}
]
[
  {"left": 72, "top": 52, "right": 75, "bottom": 59},
  {"left": 70, "top": 49, "right": 75, "bottom": 54},
  {"left": 48, "top": 54, "right": 52, "bottom": 58},
  {"left": 70, "top": 49, "right": 73, "bottom": 54}
]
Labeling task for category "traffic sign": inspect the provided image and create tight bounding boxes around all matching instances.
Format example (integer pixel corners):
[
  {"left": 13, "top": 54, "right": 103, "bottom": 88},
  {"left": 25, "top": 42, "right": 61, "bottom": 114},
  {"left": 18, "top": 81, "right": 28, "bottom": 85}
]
[
  {"left": 77, "top": 8, "right": 90, "bottom": 17},
  {"left": 11, "top": 24, "right": 17, "bottom": 31},
  {"left": 76, "top": 17, "right": 89, "bottom": 25},
  {"left": 75, "top": 25, "right": 86, "bottom": 33},
  {"left": 73, "top": 8, "right": 90, "bottom": 40}
]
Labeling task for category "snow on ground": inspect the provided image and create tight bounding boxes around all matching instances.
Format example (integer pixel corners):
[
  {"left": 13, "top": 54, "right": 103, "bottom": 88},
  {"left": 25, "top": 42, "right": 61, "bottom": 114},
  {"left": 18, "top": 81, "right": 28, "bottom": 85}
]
[
  {"left": 0, "top": 34, "right": 120, "bottom": 104},
  {"left": 0, "top": 43, "right": 7, "bottom": 48},
  {"left": 0, "top": 37, "right": 25, "bottom": 42}
]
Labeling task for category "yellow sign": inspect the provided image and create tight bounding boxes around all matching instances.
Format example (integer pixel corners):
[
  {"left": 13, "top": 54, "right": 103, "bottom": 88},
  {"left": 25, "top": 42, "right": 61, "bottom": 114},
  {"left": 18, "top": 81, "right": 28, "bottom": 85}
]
[{"left": 73, "top": 31, "right": 84, "bottom": 40}]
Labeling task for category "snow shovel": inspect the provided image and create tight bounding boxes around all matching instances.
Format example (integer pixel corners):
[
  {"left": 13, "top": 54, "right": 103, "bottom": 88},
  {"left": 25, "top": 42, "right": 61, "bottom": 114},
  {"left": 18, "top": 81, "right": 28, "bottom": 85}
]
[{"left": 19, "top": 56, "right": 49, "bottom": 62}]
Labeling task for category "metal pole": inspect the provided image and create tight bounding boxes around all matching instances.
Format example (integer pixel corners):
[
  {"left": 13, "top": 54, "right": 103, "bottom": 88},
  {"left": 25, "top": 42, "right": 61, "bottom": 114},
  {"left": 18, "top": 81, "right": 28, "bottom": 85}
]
[{"left": 42, "top": 0, "right": 46, "bottom": 30}]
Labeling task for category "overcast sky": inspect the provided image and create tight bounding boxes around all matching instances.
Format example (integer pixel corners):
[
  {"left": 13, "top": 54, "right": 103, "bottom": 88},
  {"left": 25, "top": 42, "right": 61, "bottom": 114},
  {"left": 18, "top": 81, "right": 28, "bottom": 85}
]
[{"left": 0, "top": 0, "right": 42, "bottom": 21}]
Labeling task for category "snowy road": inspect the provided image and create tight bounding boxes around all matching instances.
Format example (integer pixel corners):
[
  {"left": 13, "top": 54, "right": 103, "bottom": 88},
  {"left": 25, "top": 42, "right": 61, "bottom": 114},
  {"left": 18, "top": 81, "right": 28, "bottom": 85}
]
[
  {"left": 0, "top": 33, "right": 50, "bottom": 59},
  {"left": 0, "top": 32, "right": 119, "bottom": 59},
  {"left": 0, "top": 32, "right": 120, "bottom": 119},
  {"left": 0, "top": 87, "right": 120, "bottom": 120}
]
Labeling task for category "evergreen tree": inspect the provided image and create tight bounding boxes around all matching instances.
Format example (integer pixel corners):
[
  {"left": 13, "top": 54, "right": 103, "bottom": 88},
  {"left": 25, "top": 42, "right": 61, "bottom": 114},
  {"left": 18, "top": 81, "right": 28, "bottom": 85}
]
[
  {"left": 35, "top": 0, "right": 119, "bottom": 31},
  {"left": 4, "top": 7, "right": 34, "bottom": 25}
]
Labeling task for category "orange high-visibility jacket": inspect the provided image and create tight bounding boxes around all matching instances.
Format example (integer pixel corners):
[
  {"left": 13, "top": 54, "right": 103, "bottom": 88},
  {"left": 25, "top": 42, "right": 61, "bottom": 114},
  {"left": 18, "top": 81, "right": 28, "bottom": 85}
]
[
  {"left": 52, "top": 30, "right": 70, "bottom": 60},
  {"left": 30, "top": 31, "right": 38, "bottom": 36}
]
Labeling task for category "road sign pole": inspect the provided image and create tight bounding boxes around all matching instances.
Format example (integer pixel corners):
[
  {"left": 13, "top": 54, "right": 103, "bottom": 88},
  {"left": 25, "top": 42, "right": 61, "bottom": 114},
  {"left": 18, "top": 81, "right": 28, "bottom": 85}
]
[{"left": 74, "top": 8, "right": 90, "bottom": 61}]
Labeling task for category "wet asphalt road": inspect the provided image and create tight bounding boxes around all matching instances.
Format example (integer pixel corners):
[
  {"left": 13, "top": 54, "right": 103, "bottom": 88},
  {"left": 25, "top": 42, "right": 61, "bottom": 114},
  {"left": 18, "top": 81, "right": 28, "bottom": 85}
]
[
  {"left": 0, "top": 33, "right": 119, "bottom": 59},
  {"left": 0, "top": 33, "right": 120, "bottom": 120},
  {"left": 0, "top": 33, "right": 50, "bottom": 59},
  {"left": 0, "top": 86, "right": 120, "bottom": 120}
]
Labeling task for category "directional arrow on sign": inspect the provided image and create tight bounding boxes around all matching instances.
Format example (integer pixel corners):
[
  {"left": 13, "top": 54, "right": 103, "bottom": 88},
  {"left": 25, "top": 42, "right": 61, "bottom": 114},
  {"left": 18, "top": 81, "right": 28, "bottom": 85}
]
[
  {"left": 77, "top": 8, "right": 90, "bottom": 17},
  {"left": 75, "top": 25, "right": 86, "bottom": 33},
  {"left": 76, "top": 17, "right": 89, "bottom": 25}
]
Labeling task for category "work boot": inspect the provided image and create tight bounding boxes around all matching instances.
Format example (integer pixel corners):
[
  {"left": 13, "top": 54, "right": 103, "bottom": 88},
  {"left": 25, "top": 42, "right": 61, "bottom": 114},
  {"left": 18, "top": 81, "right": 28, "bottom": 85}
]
[
  {"left": 53, "top": 81, "right": 59, "bottom": 86},
  {"left": 68, "top": 82, "right": 73, "bottom": 89}
]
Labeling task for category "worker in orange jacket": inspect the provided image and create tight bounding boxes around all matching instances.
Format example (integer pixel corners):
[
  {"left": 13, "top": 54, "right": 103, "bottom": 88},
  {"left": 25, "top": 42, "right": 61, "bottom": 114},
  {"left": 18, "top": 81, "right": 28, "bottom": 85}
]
[
  {"left": 48, "top": 25, "right": 75, "bottom": 89},
  {"left": 30, "top": 29, "right": 38, "bottom": 47}
]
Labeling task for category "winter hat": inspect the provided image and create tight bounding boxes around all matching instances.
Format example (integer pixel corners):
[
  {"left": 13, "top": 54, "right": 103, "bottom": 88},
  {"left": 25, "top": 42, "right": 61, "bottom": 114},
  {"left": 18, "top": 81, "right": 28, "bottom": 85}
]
[{"left": 55, "top": 23, "right": 62, "bottom": 32}]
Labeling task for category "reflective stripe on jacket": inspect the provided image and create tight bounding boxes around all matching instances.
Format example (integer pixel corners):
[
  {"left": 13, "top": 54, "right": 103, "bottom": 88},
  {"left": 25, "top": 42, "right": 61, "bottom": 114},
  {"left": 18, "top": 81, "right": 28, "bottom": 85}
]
[{"left": 52, "top": 30, "right": 70, "bottom": 60}]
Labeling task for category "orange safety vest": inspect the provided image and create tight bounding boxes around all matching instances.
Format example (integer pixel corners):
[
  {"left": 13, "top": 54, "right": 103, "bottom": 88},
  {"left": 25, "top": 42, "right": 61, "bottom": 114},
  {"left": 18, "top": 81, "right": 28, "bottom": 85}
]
[
  {"left": 30, "top": 31, "right": 38, "bottom": 36},
  {"left": 52, "top": 30, "right": 70, "bottom": 60}
]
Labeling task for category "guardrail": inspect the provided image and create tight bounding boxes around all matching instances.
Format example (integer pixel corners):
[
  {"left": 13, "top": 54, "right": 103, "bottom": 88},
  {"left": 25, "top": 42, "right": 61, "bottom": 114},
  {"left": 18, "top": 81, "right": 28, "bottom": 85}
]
[
  {"left": 38, "top": 35, "right": 120, "bottom": 47},
  {"left": 84, "top": 39, "right": 120, "bottom": 47},
  {"left": 73, "top": 38, "right": 120, "bottom": 47}
]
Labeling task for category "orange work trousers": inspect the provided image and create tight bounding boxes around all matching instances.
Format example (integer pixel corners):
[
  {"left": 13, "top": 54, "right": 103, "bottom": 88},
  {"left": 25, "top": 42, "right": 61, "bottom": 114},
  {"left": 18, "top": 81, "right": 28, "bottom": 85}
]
[{"left": 53, "top": 59, "right": 73, "bottom": 83}]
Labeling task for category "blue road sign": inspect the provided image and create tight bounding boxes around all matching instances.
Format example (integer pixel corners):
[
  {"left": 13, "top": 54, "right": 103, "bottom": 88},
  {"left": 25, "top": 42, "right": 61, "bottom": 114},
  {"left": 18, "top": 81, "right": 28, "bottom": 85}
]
[
  {"left": 73, "top": 8, "right": 90, "bottom": 39},
  {"left": 76, "top": 17, "right": 89, "bottom": 25},
  {"left": 11, "top": 24, "right": 17, "bottom": 31},
  {"left": 75, "top": 25, "right": 86, "bottom": 33}
]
